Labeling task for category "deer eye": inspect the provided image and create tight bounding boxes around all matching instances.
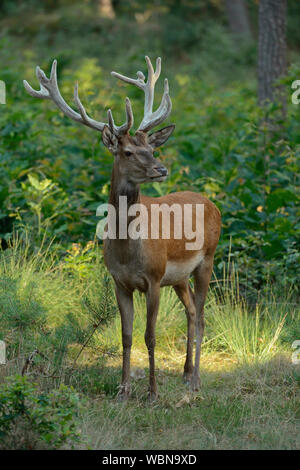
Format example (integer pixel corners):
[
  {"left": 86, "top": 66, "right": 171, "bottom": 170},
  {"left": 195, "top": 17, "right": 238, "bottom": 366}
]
[{"left": 124, "top": 150, "right": 133, "bottom": 157}]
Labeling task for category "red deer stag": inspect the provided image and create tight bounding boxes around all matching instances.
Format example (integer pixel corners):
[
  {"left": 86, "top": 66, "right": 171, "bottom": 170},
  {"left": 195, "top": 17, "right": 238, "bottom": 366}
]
[{"left": 24, "top": 57, "right": 221, "bottom": 400}]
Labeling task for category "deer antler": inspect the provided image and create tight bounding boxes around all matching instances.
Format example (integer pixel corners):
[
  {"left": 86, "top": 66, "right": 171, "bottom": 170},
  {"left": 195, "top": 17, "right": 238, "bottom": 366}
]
[
  {"left": 111, "top": 56, "right": 172, "bottom": 133},
  {"left": 23, "top": 60, "right": 134, "bottom": 136}
]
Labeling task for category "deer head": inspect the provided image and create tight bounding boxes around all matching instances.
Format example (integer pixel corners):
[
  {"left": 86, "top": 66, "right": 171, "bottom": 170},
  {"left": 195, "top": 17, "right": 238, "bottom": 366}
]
[{"left": 24, "top": 57, "right": 175, "bottom": 184}]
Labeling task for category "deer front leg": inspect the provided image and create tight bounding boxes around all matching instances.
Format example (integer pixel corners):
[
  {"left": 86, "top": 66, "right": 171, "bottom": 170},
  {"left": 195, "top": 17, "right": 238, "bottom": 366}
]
[
  {"left": 145, "top": 282, "right": 160, "bottom": 401},
  {"left": 115, "top": 285, "right": 134, "bottom": 400}
]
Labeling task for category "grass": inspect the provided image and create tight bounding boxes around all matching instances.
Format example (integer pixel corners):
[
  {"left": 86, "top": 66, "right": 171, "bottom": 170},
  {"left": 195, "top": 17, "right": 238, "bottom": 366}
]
[
  {"left": 76, "top": 355, "right": 300, "bottom": 450},
  {"left": 0, "top": 240, "right": 299, "bottom": 449}
]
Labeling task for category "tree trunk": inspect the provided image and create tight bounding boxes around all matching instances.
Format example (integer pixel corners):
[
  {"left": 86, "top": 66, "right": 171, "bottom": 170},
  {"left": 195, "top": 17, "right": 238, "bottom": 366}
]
[
  {"left": 258, "top": 0, "right": 287, "bottom": 116},
  {"left": 98, "top": 0, "right": 115, "bottom": 19},
  {"left": 224, "top": 0, "right": 252, "bottom": 39}
]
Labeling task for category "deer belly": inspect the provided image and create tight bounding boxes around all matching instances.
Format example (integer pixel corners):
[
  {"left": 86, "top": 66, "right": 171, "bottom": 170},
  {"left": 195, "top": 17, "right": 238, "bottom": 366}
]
[{"left": 161, "top": 252, "right": 204, "bottom": 286}]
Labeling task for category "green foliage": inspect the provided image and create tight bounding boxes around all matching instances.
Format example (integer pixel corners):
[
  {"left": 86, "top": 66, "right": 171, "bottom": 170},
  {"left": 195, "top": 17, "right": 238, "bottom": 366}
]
[
  {"left": 0, "top": 375, "right": 82, "bottom": 449},
  {"left": 0, "top": 1, "right": 299, "bottom": 293},
  {"left": 11, "top": 173, "right": 70, "bottom": 241},
  {"left": 168, "top": 86, "right": 300, "bottom": 294}
]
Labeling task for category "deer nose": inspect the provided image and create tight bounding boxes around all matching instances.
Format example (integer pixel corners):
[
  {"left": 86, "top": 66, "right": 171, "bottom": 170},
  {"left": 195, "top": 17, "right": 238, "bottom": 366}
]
[{"left": 154, "top": 166, "right": 168, "bottom": 177}]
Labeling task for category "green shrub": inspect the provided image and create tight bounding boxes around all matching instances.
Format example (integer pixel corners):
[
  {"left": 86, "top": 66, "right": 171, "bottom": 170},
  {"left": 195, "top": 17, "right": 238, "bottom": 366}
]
[{"left": 0, "top": 375, "right": 83, "bottom": 449}]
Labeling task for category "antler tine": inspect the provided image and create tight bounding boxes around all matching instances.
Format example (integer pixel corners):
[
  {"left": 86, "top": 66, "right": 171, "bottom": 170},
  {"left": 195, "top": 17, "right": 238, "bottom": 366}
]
[
  {"left": 140, "top": 78, "right": 172, "bottom": 133},
  {"left": 111, "top": 70, "right": 145, "bottom": 89},
  {"left": 143, "top": 56, "right": 161, "bottom": 116},
  {"left": 111, "top": 56, "right": 172, "bottom": 133},
  {"left": 107, "top": 97, "right": 134, "bottom": 135},
  {"left": 24, "top": 60, "right": 134, "bottom": 136},
  {"left": 24, "top": 60, "right": 105, "bottom": 132},
  {"left": 23, "top": 67, "right": 50, "bottom": 99}
]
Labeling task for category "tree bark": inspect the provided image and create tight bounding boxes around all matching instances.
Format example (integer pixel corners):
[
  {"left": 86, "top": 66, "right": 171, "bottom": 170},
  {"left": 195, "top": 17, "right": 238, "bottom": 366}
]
[
  {"left": 224, "top": 0, "right": 252, "bottom": 39},
  {"left": 258, "top": 0, "right": 287, "bottom": 115}
]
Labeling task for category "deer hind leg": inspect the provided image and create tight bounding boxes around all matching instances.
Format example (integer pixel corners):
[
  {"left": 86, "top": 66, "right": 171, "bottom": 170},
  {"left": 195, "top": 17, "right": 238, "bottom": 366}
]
[
  {"left": 191, "top": 256, "right": 214, "bottom": 391},
  {"left": 115, "top": 285, "right": 134, "bottom": 400},
  {"left": 145, "top": 282, "right": 160, "bottom": 401},
  {"left": 173, "top": 281, "right": 196, "bottom": 385}
]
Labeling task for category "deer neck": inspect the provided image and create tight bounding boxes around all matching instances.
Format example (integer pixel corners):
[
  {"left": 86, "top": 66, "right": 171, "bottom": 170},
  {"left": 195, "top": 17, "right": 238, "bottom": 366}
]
[
  {"left": 109, "top": 164, "right": 141, "bottom": 209},
  {"left": 108, "top": 164, "right": 141, "bottom": 250}
]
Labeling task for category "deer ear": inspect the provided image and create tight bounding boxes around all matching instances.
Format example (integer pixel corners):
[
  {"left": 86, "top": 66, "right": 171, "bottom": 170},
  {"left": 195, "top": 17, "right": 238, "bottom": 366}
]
[
  {"left": 148, "top": 125, "right": 175, "bottom": 149},
  {"left": 102, "top": 125, "right": 118, "bottom": 152}
]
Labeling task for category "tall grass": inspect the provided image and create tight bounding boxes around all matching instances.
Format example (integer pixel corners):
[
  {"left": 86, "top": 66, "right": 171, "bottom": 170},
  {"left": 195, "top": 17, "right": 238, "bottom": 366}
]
[
  {"left": 205, "top": 296, "right": 288, "bottom": 363},
  {"left": 204, "top": 265, "right": 291, "bottom": 363},
  {"left": 0, "top": 238, "right": 297, "bottom": 379},
  {"left": 98, "top": 262, "right": 297, "bottom": 367},
  {"left": 0, "top": 236, "right": 115, "bottom": 383}
]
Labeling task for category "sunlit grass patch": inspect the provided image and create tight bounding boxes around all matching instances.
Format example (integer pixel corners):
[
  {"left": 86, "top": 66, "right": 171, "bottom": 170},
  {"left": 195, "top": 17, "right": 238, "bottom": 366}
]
[
  {"left": 205, "top": 297, "right": 288, "bottom": 363},
  {"left": 203, "top": 265, "right": 297, "bottom": 364}
]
